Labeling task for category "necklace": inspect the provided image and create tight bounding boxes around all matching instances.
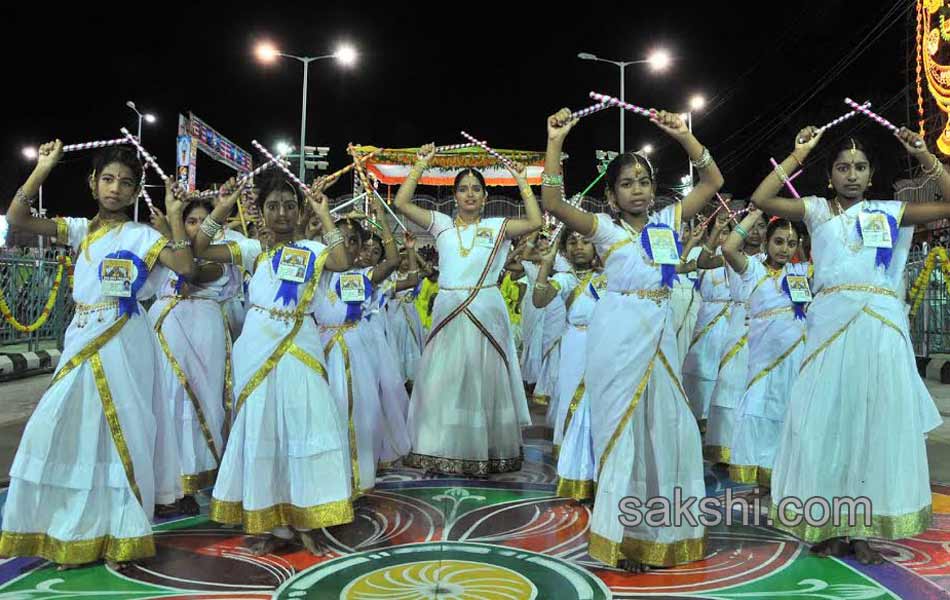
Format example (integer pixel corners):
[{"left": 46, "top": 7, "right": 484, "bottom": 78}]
[
  {"left": 833, "top": 197, "right": 864, "bottom": 253},
  {"left": 454, "top": 215, "right": 480, "bottom": 257},
  {"left": 620, "top": 219, "right": 653, "bottom": 265}
]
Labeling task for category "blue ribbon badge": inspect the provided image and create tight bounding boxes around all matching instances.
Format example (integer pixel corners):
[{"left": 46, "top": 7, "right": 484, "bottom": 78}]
[
  {"left": 99, "top": 250, "right": 148, "bottom": 317},
  {"left": 855, "top": 209, "right": 899, "bottom": 269},
  {"left": 271, "top": 245, "right": 316, "bottom": 306},
  {"left": 336, "top": 272, "right": 373, "bottom": 323},
  {"left": 640, "top": 224, "right": 683, "bottom": 288},
  {"left": 780, "top": 274, "right": 809, "bottom": 320}
]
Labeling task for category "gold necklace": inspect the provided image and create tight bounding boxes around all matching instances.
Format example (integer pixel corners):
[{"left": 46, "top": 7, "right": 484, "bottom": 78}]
[
  {"left": 455, "top": 216, "right": 479, "bottom": 257},
  {"left": 833, "top": 197, "right": 864, "bottom": 253}
]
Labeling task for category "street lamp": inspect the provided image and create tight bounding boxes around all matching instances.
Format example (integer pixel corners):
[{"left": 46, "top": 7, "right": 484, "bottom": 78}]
[
  {"left": 577, "top": 49, "right": 671, "bottom": 153},
  {"left": 275, "top": 141, "right": 293, "bottom": 156},
  {"left": 640, "top": 144, "right": 654, "bottom": 155},
  {"left": 255, "top": 40, "right": 358, "bottom": 181},
  {"left": 126, "top": 101, "right": 157, "bottom": 222},
  {"left": 22, "top": 147, "right": 37, "bottom": 160}
]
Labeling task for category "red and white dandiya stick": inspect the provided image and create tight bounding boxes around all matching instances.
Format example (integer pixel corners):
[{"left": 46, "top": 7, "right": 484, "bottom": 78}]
[
  {"left": 589, "top": 92, "right": 655, "bottom": 118},
  {"left": 251, "top": 140, "right": 309, "bottom": 192},
  {"left": 459, "top": 131, "right": 514, "bottom": 169},
  {"left": 62, "top": 138, "right": 131, "bottom": 153},
  {"left": 435, "top": 142, "right": 478, "bottom": 153},
  {"left": 570, "top": 101, "right": 611, "bottom": 121},
  {"left": 798, "top": 101, "right": 871, "bottom": 143},
  {"left": 844, "top": 98, "right": 923, "bottom": 147},
  {"left": 120, "top": 127, "right": 170, "bottom": 182},
  {"left": 195, "top": 155, "right": 286, "bottom": 200}
]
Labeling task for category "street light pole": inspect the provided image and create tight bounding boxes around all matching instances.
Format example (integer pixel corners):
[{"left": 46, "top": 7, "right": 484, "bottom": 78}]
[
  {"left": 126, "top": 101, "right": 156, "bottom": 222},
  {"left": 577, "top": 50, "right": 670, "bottom": 155},
  {"left": 256, "top": 42, "right": 356, "bottom": 182},
  {"left": 299, "top": 59, "right": 310, "bottom": 182},
  {"left": 620, "top": 63, "right": 626, "bottom": 153}
]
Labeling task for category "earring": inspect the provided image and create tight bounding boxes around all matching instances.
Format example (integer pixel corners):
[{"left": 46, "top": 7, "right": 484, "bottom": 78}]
[
  {"left": 827, "top": 181, "right": 833, "bottom": 189},
  {"left": 868, "top": 181, "right": 873, "bottom": 188}
]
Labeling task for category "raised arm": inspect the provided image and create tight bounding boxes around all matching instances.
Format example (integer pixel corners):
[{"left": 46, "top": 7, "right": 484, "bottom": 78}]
[
  {"left": 696, "top": 211, "right": 729, "bottom": 269},
  {"left": 367, "top": 192, "right": 401, "bottom": 284},
  {"left": 194, "top": 179, "right": 245, "bottom": 264},
  {"left": 896, "top": 128, "right": 950, "bottom": 225},
  {"left": 721, "top": 209, "right": 763, "bottom": 274},
  {"left": 6, "top": 140, "right": 64, "bottom": 238},
  {"left": 504, "top": 161, "right": 544, "bottom": 239},
  {"left": 394, "top": 233, "right": 420, "bottom": 292},
  {"left": 307, "top": 176, "right": 353, "bottom": 272},
  {"left": 394, "top": 144, "right": 437, "bottom": 229},
  {"left": 531, "top": 241, "right": 560, "bottom": 308},
  {"left": 676, "top": 224, "right": 705, "bottom": 274},
  {"left": 650, "top": 111, "right": 724, "bottom": 221},
  {"left": 156, "top": 181, "right": 196, "bottom": 278},
  {"left": 540, "top": 109, "right": 597, "bottom": 236},
  {"left": 749, "top": 126, "right": 824, "bottom": 221}
]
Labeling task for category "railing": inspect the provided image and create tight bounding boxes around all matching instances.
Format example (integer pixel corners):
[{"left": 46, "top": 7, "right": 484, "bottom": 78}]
[
  {"left": 907, "top": 245, "right": 950, "bottom": 357},
  {"left": 0, "top": 247, "right": 74, "bottom": 351}
]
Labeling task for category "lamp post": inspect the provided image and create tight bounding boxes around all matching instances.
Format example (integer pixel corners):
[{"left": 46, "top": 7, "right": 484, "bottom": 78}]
[
  {"left": 256, "top": 41, "right": 357, "bottom": 181},
  {"left": 126, "top": 101, "right": 156, "bottom": 222},
  {"left": 577, "top": 49, "right": 671, "bottom": 153}
]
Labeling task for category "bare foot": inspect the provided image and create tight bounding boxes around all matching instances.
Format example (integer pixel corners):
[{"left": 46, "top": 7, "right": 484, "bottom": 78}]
[
  {"left": 177, "top": 495, "right": 201, "bottom": 516},
  {"left": 299, "top": 531, "right": 330, "bottom": 556},
  {"left": 106, "top": 560, "right": 134, "bottom": 572},
  {"left": 851, "top": 540, "right": 884, "bottom": 565},
  {"left": 810, "top": 537, "right": 851, "bottom": 558},
  {"left": 56, "top": 563, "right": 82, "bottom": 571},
  {"left": 247, "top": 535, "right": 293, "bottom": 557},
  {"left": 617, "top": 558, "right": 650, "bottom": 573},
  {"left": 154, "top": 503, "right": 179, "bottom": 518}
]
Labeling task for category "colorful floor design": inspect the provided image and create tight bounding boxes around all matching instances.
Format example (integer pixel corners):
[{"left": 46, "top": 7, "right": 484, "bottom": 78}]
[{"left": 1, "top": 440, "right": 949, "bottom": 599}]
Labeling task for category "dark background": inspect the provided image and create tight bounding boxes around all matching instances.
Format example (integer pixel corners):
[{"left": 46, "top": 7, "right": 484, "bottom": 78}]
[{"left": 0, "top": 1, "right": 923, "bottom": 219}]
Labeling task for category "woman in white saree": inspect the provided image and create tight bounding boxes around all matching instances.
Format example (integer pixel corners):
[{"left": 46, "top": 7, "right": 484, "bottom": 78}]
[
  {"left": 541, "top": 107, "right": 724, "bottom": 572},
  {"left": 0, "top": 142, "right": 196, "bottom": 570},
  {"left": 751, "top": 128, "right": 949, "bottom": 565},
  {"left": 719, "top": 210, "right": 808, "bottom": 489},
  {"left": 195, "top": 173, "right": 355, "bottom": 556},
  {"left": 395, "top": 146, "right": 543, "bottom": 476}
]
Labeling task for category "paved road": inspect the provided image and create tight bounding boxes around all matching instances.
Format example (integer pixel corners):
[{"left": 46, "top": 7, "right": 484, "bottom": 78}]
[{"left": 1, "top": 372, "right": 949, "bottom": 485}]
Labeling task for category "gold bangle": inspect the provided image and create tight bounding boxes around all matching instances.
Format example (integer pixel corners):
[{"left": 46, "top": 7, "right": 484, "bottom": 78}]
[{"left": 789, "top": 153, "right": 803, "bottom": 169}]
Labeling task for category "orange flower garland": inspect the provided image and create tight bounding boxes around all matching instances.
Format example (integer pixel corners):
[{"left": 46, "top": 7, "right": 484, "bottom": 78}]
[{"left": 0, "top": 255, "right": 71, "bottom": 333}]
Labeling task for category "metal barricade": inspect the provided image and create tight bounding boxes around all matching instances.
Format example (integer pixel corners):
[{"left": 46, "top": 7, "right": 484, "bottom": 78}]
[
  {"left": 0, "top": 248, "right": 74, "bottom": 352},
  {"left": 906, "top": 245, "right": 950, "bottom": 357}
]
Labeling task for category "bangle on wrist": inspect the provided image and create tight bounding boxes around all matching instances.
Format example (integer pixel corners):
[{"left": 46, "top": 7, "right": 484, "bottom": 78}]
[
  {"left": 735, "top": 224, "right": 749, "bottom": 239},
  {"left": 541, "top": 173, "right": 563, "bottom": 187},
  {"left": 167, "top": 239, "right": 192, "bottom": 251},
  {"left": 690, "top": 147, "right": 713, "bottom": 170},
  {"left": 789, "top": 153, "right": 803, "bottom": 169},
  {"left": 199, "top": 215, "right": 223, "bottom": 238}
]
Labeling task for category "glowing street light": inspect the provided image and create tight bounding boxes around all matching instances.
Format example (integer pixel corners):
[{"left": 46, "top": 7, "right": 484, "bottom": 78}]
[
  {"left": 254, "top": 39, "right": 360, "bottom": 180},
  {"left": 640, "top": 144, "right": 654, "bottom": 155},
  {"left": 275, "top": 141, "right": 293, "bottom": 156},
  {"left": 647, "top": 49, "right": 672, "bottom": 72},
  {"left": 689, "top": 94, "right": 707, "bottom": 111},
  {"left": 255, "top": 41, "right": 280, "bottom": 64},
  {"left": 22, "top": 147, "right": 37, "bottom": 160},
  {"left": 334, "top": 44, "right": 358, "bottom": 67},
  {"left": 577, "top": 48, "right": 672, "bottom": 152}
]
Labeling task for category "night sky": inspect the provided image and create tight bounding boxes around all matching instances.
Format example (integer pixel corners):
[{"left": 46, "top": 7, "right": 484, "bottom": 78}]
[{"left": 1, "top": 1, "right": 919, "bottom": 219}]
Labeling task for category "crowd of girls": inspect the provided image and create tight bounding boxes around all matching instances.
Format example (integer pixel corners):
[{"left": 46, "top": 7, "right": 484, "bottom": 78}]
[{"left": 1, "top": 100, "right": 948, "bottom": 576}]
